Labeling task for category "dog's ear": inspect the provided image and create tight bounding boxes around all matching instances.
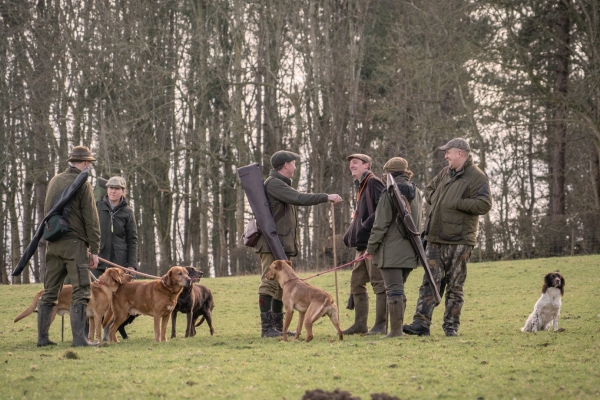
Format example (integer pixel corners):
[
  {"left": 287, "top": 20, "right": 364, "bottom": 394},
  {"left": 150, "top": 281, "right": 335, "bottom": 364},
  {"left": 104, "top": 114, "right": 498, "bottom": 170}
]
[
  {"left": 560, "top": 275, "right": 565, "bottom": 296},
  {"left": 110, "top": 269, "right": 122, "bottom": 285},
  {"left": 163, "top": 269, "right": 173, "bottom": 286},
  {"left": 274, "top": 261, "right": 283, "bottom": 271},
  {"left": 284, "top": 260, "right": 292, "bottom": 267}
]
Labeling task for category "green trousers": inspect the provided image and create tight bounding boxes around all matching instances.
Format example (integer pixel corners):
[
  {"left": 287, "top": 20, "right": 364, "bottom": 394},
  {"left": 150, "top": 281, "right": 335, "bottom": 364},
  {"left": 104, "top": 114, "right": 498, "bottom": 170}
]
[{"left": 40, "top": 238, "right": 91, "bottom": 306}]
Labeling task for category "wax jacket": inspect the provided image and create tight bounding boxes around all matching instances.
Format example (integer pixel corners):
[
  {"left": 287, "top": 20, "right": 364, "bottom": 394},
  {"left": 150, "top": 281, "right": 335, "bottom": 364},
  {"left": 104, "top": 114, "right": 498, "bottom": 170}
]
[
  {"left": 97, "top": 196, "right": 138, "bottom": 269},
  {"left": 424, "top": 155, "right": 492, "bottom": 246},
  {"left": 343, "top": 171, "right": 385, "bottom": 251},
  {"left": 254, "top": 170, "right": 329, "bottom": 257},
  {"left": 44, "top": 166, "right": 101, "bottom": 254}
]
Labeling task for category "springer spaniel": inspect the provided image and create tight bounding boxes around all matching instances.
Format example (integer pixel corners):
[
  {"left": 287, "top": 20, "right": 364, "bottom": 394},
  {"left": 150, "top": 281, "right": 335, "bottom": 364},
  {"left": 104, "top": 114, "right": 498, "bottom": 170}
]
[{"left": 521, "top": 272, "right": 565, "bottom": 333}]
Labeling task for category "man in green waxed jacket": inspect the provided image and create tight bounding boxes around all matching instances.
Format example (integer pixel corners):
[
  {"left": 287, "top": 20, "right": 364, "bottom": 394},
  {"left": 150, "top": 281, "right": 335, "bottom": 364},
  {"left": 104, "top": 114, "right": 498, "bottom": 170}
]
[
  {"left": 403, "top": 138, "right": 492, "bottom": 337},
  {"left": 38, "top": 146, "right": 101, "bottom": 347},
  {"left": 255, "top": 150, "right": 343, "bottom": 337}
]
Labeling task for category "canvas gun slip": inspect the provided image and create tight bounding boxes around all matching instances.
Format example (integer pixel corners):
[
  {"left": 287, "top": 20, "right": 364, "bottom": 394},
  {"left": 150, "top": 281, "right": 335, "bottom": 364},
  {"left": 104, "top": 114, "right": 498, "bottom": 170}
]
[{"left": 386, "top": 172, "right": 442, "bottom": 304}]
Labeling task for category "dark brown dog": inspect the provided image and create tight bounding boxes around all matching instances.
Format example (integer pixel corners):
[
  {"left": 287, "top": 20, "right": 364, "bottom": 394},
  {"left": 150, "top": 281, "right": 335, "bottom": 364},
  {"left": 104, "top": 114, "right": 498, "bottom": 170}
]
[
  {"left": 108, "top": 266, "right": 191, "bottom": 342},
  {"left": 265, "top": 260, "right": 343, "bottom": 342},
  {"left": 171, "top": 267, "right": 215, "bottom": 338}
]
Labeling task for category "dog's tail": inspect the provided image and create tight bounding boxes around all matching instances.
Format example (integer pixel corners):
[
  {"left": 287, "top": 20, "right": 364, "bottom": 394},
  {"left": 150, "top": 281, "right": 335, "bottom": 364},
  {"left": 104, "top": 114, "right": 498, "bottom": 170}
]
[
  {"left": 195, "top": 316, "right": 206, "bottom": 327},
  {"left": 14, "top": 290, "right": 44, "bottom": 323}
]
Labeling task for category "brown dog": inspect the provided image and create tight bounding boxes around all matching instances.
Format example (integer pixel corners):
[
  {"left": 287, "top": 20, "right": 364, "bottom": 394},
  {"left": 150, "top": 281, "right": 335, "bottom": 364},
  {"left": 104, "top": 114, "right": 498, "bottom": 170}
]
[
  {"left": 108, "top": 266, "right": 191, "bottom": 342},
  {"left": 13, "top": 268, "right": 132, "bottom": 330},
  {"left": 265, "top": 260, "right": 343, "bottom": 342},
  {"left": 87, "top": 268, "right": 134, "bottom": 341}
]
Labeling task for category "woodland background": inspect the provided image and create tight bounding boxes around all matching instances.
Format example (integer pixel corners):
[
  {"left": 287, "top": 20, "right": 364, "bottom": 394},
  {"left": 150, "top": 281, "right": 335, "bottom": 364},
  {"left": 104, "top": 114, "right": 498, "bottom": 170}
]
[{"left": 1, "top": 0, "right": 600, "bottom": 283}]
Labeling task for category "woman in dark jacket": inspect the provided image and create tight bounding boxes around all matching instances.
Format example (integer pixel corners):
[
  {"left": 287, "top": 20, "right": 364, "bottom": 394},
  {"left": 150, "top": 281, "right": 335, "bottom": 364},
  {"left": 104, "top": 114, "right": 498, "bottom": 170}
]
[{"left": 94, "top": 176, "right": 138, "bottom": 278}]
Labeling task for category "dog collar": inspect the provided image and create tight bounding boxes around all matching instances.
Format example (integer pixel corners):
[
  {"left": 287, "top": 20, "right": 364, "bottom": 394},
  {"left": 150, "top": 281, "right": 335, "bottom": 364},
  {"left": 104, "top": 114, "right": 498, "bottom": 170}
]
[{"left": 283, "top": 278, "right": 299, "bottom": 287}]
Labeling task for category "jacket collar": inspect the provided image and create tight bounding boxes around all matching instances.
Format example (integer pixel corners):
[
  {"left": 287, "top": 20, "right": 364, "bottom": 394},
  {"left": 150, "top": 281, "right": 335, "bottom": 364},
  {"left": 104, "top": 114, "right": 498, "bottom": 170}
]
[
  {"left": 354, "top": 171, "right": 373, "bottom": 190},
  {"left": 269, "top": 169, "right": 292, "bottom": 186},
  {"left": 102, "top": 195, "right": 127, "bottom": 210},
  {"left": 449, "top": 154, "right": 474, "bottom": 179}
]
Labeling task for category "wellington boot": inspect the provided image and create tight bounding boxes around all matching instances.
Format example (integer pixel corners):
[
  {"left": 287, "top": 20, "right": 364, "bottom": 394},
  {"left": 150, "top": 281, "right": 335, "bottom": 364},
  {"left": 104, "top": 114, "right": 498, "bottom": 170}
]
[
  {"left": 342, "top": 293, "right": 368, "bottom": 335},
  {"left": 37, "top": 304, "right": 57, "bottom": 347},
  {"left": 271, "top": 312, "right": 295, "bottom": 336},
  {"left": 70, "top": 304, "right": 99, "bottom": 347},
  {"left": 366, "top": 293, "right": 388, "bottom": 335},
  {"left": 383, "top": 296, "right": 405, "bottom": 338},
  {"left": 260, "top": 312, "right": 282, "bottom": 338}
]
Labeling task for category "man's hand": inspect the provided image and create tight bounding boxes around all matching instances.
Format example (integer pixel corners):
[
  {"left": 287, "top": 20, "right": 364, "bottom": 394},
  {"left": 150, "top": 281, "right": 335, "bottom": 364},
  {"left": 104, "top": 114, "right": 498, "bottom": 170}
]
[
  {"left": 328, "top": 194, "right": 343, "bottom": 204},
  {"left": 364, "top": 251, "right": 373, "bottom": 260},
  {"left": 90, "top": 254, "right": 99, "bottom": 269}
]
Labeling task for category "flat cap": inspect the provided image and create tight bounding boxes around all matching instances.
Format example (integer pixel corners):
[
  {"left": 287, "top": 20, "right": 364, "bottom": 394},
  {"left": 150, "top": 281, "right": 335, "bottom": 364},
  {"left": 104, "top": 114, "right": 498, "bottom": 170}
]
[
  {"left": 271, "top": 150, "right": 300, "bottom": 170},
  {"left": 439, "top": 137, "right": 471, "bottom": 152},
  {"left": 67, "top": 145, "right": 96, "bottom": 162},
  {"left": 106, "top": 176, "right": 126, "bottom": 189},
  {"left": 346, "top": 154, "right": 372, "bottom": 164},
  {"left": 383, "top": 157, "right": 408, "bottom": 172}
]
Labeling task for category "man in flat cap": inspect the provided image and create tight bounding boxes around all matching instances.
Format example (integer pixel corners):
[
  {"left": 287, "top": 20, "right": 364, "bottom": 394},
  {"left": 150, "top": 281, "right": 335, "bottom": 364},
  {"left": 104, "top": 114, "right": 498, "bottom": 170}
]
[
  {"left": 38, "top": 146, "right": 101, "bottom": 347},
  {"left": 255, "top": 150, "right": 343, "bottom": 337},
  {"left": 364, "top": 157, "right": 423, "bottom": 337},
  {"left": 403, "top": 138, "right": 492, "bottom": 337},
  {"left": 341, "top": 154, "right": 386, "bottom": 335}
]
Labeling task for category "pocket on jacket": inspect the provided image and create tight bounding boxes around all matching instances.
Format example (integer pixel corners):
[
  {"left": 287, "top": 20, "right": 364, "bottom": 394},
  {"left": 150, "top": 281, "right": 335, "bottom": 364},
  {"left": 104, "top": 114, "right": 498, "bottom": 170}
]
[{"left": 440, "top": 211, "right": 463, "bottom": 240}]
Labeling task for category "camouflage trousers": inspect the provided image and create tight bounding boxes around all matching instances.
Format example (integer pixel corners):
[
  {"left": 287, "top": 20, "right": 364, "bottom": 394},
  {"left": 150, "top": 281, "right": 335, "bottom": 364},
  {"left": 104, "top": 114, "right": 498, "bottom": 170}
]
[{"left": 412, "top": 243, "right": 473, "bottom": 332}]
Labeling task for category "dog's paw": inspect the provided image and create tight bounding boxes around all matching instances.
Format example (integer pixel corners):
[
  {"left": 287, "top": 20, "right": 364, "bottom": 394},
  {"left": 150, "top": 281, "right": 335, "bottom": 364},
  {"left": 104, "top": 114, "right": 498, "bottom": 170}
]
[{"left": 556, "top": 328, "right": 565, "bottom": 332}]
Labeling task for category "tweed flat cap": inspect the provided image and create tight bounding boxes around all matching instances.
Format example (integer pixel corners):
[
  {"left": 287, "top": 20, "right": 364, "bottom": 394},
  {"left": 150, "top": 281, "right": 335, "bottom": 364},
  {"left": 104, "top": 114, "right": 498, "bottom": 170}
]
[
  {"left": 383, "top": 157, "right": 408, "bottom": 172},
  {"left": 67, "top": 145, "right": 96, "bottom": 162},
  {"left": 439, "top": 138, "right": 471, "bottom": 152},
  {"left": 346, "top": 154, "right": 372, "bottom": 164},
  {"left": 271, "top": 150, "right": 300, "bottom": 169},
  {"left": 106, "top": 176, "right": 126, "bottom": 189}
]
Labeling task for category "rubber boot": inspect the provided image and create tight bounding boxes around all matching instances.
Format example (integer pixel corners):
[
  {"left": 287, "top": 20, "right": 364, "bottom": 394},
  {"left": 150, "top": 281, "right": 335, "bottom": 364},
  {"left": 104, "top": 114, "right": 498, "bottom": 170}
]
[
  {"left": 37, "top": 304, "right": 57, "bottom": 347},
  {"left": 260, "top": 312, "right": 282, "bottom": 338},
  {"left": 366, "top": 293, "right": 387, "bottom": 335},
  {"left": 70, "top": 304, "right": 99, "bottom": 347},
  {"left": 271, "top": 312, "right": 295, "bottom": 336},
  {"left": 342, "top": 293, "right": 369, "bottom": 335},
  {"left": 383, "top": 296, "right": 405, "bottom": 338}
]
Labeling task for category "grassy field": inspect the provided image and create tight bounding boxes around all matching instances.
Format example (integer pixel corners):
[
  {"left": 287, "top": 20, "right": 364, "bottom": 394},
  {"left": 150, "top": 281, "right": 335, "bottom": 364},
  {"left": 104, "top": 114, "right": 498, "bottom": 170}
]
[{"left": 1, "top": 255, "right": 599, "bottom": 399}]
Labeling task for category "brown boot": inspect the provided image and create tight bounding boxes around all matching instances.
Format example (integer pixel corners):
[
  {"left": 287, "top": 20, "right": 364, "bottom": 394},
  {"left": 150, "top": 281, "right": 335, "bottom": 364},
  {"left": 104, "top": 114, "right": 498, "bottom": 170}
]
[
  {"left": 384, "top": 295, "right": 405, "bottom": 338},
  {"left": 366, "top": 293, "right": 387, "bottom": 335},
  {"left": 342, "top": 293, "right": 368, "bottom": 335}
]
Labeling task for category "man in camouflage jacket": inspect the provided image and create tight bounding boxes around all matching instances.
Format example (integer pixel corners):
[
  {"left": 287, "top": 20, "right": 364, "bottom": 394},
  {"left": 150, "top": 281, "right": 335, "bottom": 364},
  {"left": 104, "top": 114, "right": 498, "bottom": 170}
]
[{"left": 403, "top": 138, "right": 492, "bottom": 337}]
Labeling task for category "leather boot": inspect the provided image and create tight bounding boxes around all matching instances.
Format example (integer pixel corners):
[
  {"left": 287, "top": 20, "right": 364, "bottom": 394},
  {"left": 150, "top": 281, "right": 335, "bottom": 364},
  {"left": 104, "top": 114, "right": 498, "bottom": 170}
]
[
  {"left": 366, "top": 293, "right": 387, "bottom": 335},
  {"left": 271, "top": 312, "right": 295, "bottom": 336},
  {"left": 70, "top": 304, "right": 99, "bottom": 347},
  {"left": 342, "top": 293, "right": 368, "bottom": 335},
  {"left": 403, "top": 319, "right": 430, "bottom": 336},
  {"left": 384, "top": 296, "right": 405, "bottom": 338},
  {"left": 260, "top": 312, "right": 282, "bottom": 338},
  {"left": 37, "top": 304, "right": 57, "bottom": 347}
]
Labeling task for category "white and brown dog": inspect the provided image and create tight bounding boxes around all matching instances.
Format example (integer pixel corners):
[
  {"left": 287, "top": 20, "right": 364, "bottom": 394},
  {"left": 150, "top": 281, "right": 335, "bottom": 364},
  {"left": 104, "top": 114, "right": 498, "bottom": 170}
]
[{"left": 521, "top": 272, "right": 565, "bottom": 333}]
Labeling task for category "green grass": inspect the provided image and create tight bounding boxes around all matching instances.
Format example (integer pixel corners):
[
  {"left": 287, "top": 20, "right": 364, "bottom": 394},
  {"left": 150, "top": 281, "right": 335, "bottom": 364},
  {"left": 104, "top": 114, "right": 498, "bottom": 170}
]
[{"left": 1, "top": 255, "right": 599, "bottom": 399}]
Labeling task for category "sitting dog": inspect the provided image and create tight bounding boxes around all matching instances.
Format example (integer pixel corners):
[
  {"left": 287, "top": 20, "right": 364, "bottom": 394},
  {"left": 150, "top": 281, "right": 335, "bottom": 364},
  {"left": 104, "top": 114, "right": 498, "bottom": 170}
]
[
  {"left": 521, "top": 271, "right": 565, "bottom": 332},
  {"left": 14, "top": 268, "right": 132, "bottom": 330},
  {"left": 171, "top": 267, "right": 214, "bottom": 338},
  {"left": 265, "top": 260, "right": 343, "bottom": 342},
  {"left": 107, "top": 266, "right": 191, "bottom": 342}
]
